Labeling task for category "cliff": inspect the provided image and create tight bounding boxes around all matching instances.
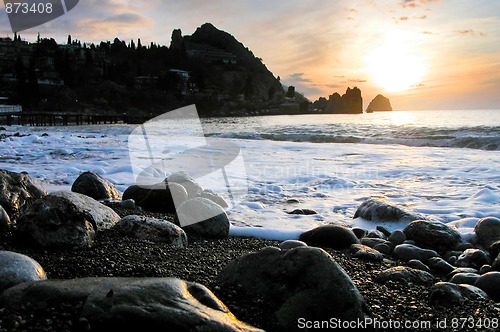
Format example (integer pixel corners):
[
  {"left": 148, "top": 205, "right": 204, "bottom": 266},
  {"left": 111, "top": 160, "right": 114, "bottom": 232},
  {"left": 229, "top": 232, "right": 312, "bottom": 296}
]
[
  {"left": 366, "top": 94, "right": 393, "bottom": 112},
  {"left": 321, "top": 87, "right": 363, "bottom": 114}
]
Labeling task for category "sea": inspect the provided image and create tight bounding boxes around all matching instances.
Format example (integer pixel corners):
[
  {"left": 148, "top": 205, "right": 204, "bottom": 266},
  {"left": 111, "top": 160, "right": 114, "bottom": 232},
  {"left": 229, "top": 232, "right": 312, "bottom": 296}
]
[{"left": 1, "top": 109, "right": 499, "bottom": 241}]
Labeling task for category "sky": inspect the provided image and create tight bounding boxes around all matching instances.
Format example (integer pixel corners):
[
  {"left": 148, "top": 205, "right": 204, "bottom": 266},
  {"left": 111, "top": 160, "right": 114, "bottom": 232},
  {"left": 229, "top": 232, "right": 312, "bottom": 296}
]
[{"left": 1, "top": 0, "right": 499, "bottom": 110}]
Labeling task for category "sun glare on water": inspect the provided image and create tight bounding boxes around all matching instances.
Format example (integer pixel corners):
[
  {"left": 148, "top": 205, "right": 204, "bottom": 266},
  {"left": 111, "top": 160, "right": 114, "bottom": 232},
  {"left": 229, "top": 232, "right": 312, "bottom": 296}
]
[{"left": 367, "top": 33, "right": 426, "bottom": 92}]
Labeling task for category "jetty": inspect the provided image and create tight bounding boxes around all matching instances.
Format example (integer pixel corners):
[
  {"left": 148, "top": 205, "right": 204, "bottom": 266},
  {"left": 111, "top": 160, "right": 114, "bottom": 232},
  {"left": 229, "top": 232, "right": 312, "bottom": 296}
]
[{"left": 0, "top": 112, "right": 150, "bottom": 126}]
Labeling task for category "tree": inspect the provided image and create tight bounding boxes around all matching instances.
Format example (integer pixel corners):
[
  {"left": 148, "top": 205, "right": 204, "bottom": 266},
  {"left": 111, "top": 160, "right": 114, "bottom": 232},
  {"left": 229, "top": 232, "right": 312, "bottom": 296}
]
[
  {"left": 268, "top": 86, "right": 276, "bottom": 101},
  {"left": 286, "top": 86, "right": 295, "bottom": 98},
  {"left": 67, "top": 34, "right": 72, "bottom": 45}
]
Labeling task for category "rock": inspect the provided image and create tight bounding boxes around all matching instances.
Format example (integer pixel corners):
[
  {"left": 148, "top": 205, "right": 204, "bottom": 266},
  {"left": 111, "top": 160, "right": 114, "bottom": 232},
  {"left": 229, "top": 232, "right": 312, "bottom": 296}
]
[
  {"left": 0, "top": 277, "right": 261, "bottom": 331},
  {"left": 388, "top": 230, "right": 406, "bottom": 245},
  {"left": 449, "top": 273, "right": 480, "bottom": 285},
  {"left": 0, "top": 204, "right": 11, "bottom": 233},
  {"left": 200, "top": 189, "right": 229, "bottom": 208},
  {"left": 324, "top": 87, "right": 363, "bottom": 114},
  {"left": 376, "top": 266, "right": 434, "bottom": 286},
  {"left": 113, "top": 215, "right": 187, "bottom": 248},
  {"left": 365, "top": 230, "right": 386, "bottom": 239},
  {"left": 427, "top": 257, "right": 456, "bottom": 274},
  {"left": 373, "top": 243, "right": 392, "bottom": 255},
  {"left": 287, "top": 208, "right": 318, "bottom": 215},
  {"left": 474, "top": 217, "right": 500, "bottom": 249},
  {"left": 376, "top": 225, "right": 391, "bottom": 237},
  {"left": 217, "top": 246, "right": 368, "bottom": 330},
  {"left": 120, "top": 199, "right": 136, "bottom": 209},
  {"left": 0, "top": 251, "right": 47, "bottom": 292},
  {"left": 407, "top": 260, "right": 430, "bottom": 272},
  {"left": 166, "top": 171, "right": 203, "bottom": 198},
  {"left": 299, "top": 225, "right": 360, "bottom": 249},
  {"left": 177, "top": 197, "right": 229, "bottom": 238},
  {"left": 456, "top": 249, "right": 492, "bottom": 269},
  {"left": 279, "top": 240, "right": 307, "bottom": 250},
  {"left": 393, "top": 244, "right": 438, "bottom": 263},
  {"left": 0, "top": 170, "right": 46, "bottom": 218},
  {"left": 493, "top": 254, "right": 500, "bottom": 271},
  {"left": 286, "top": 198, "right": 301, "bottom": 204},
  {"left": 353, "top": 198, "right": 421, "bottom": 223},
  {"left": 366, "top": 94, "right": 393, "bottom": 112},
  {"left": 480, "top": 265, "right": 492, "bottom": 274},
  {"left": 360, "top": 237, "right": 386, "bottom": 248},
  {"left": 352, "top": 228, "right": 368, "bottom": 239},
  {"left": 71, "top": 171, "right": 120, "bottom": 201},
  {"left": 447, "top": 267, "right": 479, "bottom": 279},
  {"left": 122, "top": 182, "right": 188, "bottom": 213},
  {"left": 404, "top": 220, "right": 461, "bottom": 252},
  {"left": 350, "top": 244, "right": 384, "bottom": 262},
  {"left": 0, "top": 126, "right": 6, "bottom": 131},
  {"left": 489, "top": 240, "right": 500, "bottom": 257},
  {"left": 429, "top": 282, "right": 488, "bottom": 306},
  {"left": 16, "top": 191, "right": 121, "bottom": 249},
  {"left": 474, "top": 271, "right": 500, "bottom": 301}
]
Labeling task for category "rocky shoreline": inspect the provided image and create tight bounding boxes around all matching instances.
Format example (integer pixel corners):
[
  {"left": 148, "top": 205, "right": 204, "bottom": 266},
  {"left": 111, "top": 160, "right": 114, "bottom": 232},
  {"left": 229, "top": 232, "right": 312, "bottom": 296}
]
[{"left": 0, "top": 170, "right": 499, "bottom": 331}]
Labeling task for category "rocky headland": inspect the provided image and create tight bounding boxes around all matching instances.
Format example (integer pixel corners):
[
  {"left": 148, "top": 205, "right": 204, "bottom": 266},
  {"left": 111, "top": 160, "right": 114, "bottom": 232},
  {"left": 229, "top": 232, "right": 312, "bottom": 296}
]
[
  {"left": 366, "top": 94, "right": 393, "bottom": 112},
  {"left": 0, "top": 169, "right": 499, "bottom": 331}
]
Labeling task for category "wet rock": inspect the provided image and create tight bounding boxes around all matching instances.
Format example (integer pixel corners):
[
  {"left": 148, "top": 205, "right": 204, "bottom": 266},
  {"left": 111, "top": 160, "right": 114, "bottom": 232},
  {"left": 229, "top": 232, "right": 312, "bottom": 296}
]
[
  {"left": 373, "top": 243, "right": 392, "bottom": 255},
  {"left": 71, "top": 171, "right": 120, "bottom": 201},
  {"left": 492, "top": 254, "right": 500, "bottom": 271},
  {"left": 376, "top": 225, "right": 391, "bottom": 237},
  {"left": 474, "top": 217, "right": 500, "bottom": 249},
  {"left": 480, "top": 265, "right": 492, "bottom": 274},
  {"left": 0, "top": 169, "right": 46, "bottom": 218},
  {"left": 166, "top": 171, "right": 203, "bottom": 198},
  {"left": 0, "top": 251, "right": 47, "bottom": 292},
  {"left": 287, "top": 208, "right": 318, "bottom": 215},
  {"left": 122, "top": 182, "right": 188, "bottom": 214},
  {"left": 407, "top": 259, "right": 430, "bottom": 272},
  {"left": 352, "top": 228, "right": 368, "bottom": 239},
  {"left": 200, "top": 189, "right": 229, "bottom": 208},
  {"left": 350, "top": 244, "right": 384, "bottom": 262},
  {"left": 404, "top": 220, "right": 461, "bottom": 252},
  {"left": 217, "top": 246, "right": 369, "bottom": 331},
  {"left": 279, "top": 240, "right": 308, "bottom": 251},
  {"left": 388, "top": 230, "right": 406, "bottom": 245},
  {"left": 16, "top": 191, "right": 121, "bottom": 249},
  {"left": 120, "top": 199, "right": 136, "bottom": 209},
  {"left": 353, "top": 198, "right": 422, "bottom": 223},
  {"left": 0, "top": 277, "right": 261, "bottom": 331},
  {"left": 299, "top": 225, "right": 360, "bottom": 249},
  {"left": 113, "top": 215, "right": 187, "bottom": 248},
  {"left": 449, "top": 273, "right": 480, "bottom": 285},
  {"left": 447, "top": 267, "right": 479, "bottom": 280},
  {"left": 474, "top": 271, "right": 500, "bottom": 302},
  {"left": 393, "top": 244, "right": 438, "bottom": 263},
  {"left": 286, "top": 198, "right": 301, "bottom": 204},
  {"left": 456, "top": 249, "right": 492, "bottom": 269},
  {"left": 429, "top": 282, "right": 488, "bottom": 306},
  {"left": 427, "top": 257, "right": 456, "bottom": 274},
  {"left": 178, "top": 197, "right": 229, "bottom": 238},
  {"left": 360, "top": 237, "right": 386, "bottom": 248},
  {"left": 365, "top": 230, "right": 386, "bottom": 239},
  {"left": 376, "top": 266, "right": 434, "bottom": 286},
  {"left": 0, "top": 204, "right": 11, "bottom": 233}
]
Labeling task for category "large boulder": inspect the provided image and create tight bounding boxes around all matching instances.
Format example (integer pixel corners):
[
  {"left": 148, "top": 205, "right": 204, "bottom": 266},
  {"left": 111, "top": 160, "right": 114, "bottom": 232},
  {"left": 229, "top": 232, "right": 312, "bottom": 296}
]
[
  {"left": 113, "top": 215, "right": 187, "bottom": 248},
  {"left": 177, "top": 197, "right": 229, "bottom": 238},
  {"left": 71, "top": 171, "right": 120, "bottom": 201},
  {"left": 16, "top": 191, "right": 121, "bottom": 249},
  {"left": 376, "top": 266, "right": 434, "bottom": 286},
  {"left": 474, "top": 217, "right": 500, "bottom": 249},
  {"left": 0, "top": 277, "right": 261, "bottom": 331},
  {"left": 429, "top": 282, "right": 488, "bottom": 306},
  {"left": 353, "top": 198, "right": 422, "bottom": 223},
  {"left": 299, "top": 225, "right": 360, "bottom": 249},
  {"left": 404, "top": 220, "right": 461, "bottom": 252},
  {"left": 474, "top": 271, "right": 500, "bottom": 302},
  {"left": 122, "top": 183, "right": 188, "bottom": 213},
  {"left": 217, "top": 246, "right": 369, "bottom": 331},
  {"left": 0, "top": 204, "right": 11, "bottom": 233},
  {"left": 0, "top": 170, "right": 46, "bottom": 218},
  {"left": 0, "top": 251, "right": 47, "bottom": 293}
]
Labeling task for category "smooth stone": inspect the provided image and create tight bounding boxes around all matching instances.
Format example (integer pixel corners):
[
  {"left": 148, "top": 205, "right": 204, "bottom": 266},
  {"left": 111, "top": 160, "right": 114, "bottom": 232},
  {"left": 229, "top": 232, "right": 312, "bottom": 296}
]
[
  {"left": 120, "top": 199, "right": 136, "bottom": 209},
  {"left": 0, "top": 170, "right": 46, "bottom": 218},
  {"left": 456, "top": 249, "right": 492, "bottom": 269},
  {"left": 299, "top": 225, "right": 360, "bottom": 249},
  {"left": 429, "top": 282, "right": 488, "bottom": 306},
  {"left": 407, "top": 259, "right": 430, "bottom": 272},
  {"left": 427, "top": 257, "right": 456, "bottom": 274},
  {"left": 404, "top": 220, "right": 461, "bottom": 253},
  {"left": 479, "top": 265, "right": 492, "bottom": 274},
  {"left": 287, "top": 208, "right": 318, "bottom": 215},
  {"left": 474, "top": 271, "right": 500, "bottom": 302},
  {"left": 71, "top": 171, "right": 120, "bottom": 201},
  {"left": 166, "top": 171, "right": 203, "bottom": 198},
  {"left": 200, "top": 189, "right": 229, "bottom": 208},
  {"left": 16, "top": 191, "right": 121, "bottom": 249},
  {"left": 373, "top": 243, "right": 392, "bottom": 255},
  {"left": 403, "top": 240, "right": 416, "bottom": 245},
  {"left": 376, "top": 225, "right": 391, "bottom": 237},
  {"left": 0, "top": 204, "right": 11, "bottom": 233},
  {"left": 0, "top": 277, "right": 261, "bottom": 331},
  {"left": 286, "top": 198, "right": 301, "bottom": 204},
  {"left": 388, "top": 230, "right": 406, "bottom": 245},
  {"left": 393, "top": 244, "right": 438, "bottom": 263},
  {"left": 489, "top": 240, "right": 500, "bottom": 257},
  {"left": 122, "top": 182, "right": 188, "bottom": 214},
  {"left": 217, "top": 246, "right": 369, "bottom": 331},
  {"left": 456, "top": 242, "right": 474, "bottom": 251},
  {"left": 492, "top": 254, "right": 500, "bottom": 271},
  {"left": 447, "top": 256, "right": 457, "bottom": 265},
  {"left": 352, "top": 228, "right": 368, "bottom": 239},
  {"left": 350, "top": 244, "right": 384, "bottom": 262},
  {"left": 365, "top": 230, "right": 386, "bottom": 239},
  {"left": 353, "top": 198, "right": 422, "bottom": 223},
  {"left": 376, "top": 266, "right": 434, "bottom": 286},
  {"left": 0, "top": 251, "right": 47, "bottom": 292},
  {"left": 360, "top": 237, "right": 386, "bottom": 248},
  {"left": 113, "top": 215, "right": 187, "bottom": 248},
  {"left": 177, "top": 197, "right": 229, "bottom": 238},
  {"left": 279, "top": 240, "right": 308, "bottom": 251},
  {"left": 474, "top": 217, "right": 500, "bottom": 249},
  {"left": 447, "top": 267, "right": 479, "bottom": 279},
  {"left": 449, "top": 273, "right": 481, "bottom": 285}
]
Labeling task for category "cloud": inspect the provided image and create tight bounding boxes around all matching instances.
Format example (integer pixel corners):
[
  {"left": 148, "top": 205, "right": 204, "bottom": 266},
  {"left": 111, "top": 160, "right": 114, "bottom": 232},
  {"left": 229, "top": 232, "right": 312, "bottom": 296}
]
[
  {"left": 400, "top": 16, "right": 409, "bottom": 21},
  {"left": 349, "top": 79, "right": 367, "bottom": 83},
  {"left": 399, "top": 0, "right": 440, "bottom": 8},
  {"left": 286, "top": 73, "right": 313, "bottom": 83},
  {"left": 456, "top": 29, "right": 486, "bottom": 36}
]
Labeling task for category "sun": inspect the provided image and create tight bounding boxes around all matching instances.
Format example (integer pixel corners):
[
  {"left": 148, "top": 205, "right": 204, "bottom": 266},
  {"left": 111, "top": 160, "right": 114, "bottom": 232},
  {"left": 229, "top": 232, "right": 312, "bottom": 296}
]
[{"left": 367, "top": 35, "right": 426, "bottom": 92}]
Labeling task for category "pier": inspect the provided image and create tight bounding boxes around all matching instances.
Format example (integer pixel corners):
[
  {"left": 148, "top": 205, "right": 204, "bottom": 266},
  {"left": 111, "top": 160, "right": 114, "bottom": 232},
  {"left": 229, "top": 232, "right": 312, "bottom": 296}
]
[{"left": 0, "top": 112, "right": 150, "bottom": 126}]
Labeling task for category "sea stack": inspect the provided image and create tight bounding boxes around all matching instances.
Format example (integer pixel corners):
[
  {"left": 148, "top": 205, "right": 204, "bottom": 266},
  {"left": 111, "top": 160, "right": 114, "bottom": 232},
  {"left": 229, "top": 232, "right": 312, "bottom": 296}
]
[{"left": 366, "top": 94, "right": 393, "bottom": 112}]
